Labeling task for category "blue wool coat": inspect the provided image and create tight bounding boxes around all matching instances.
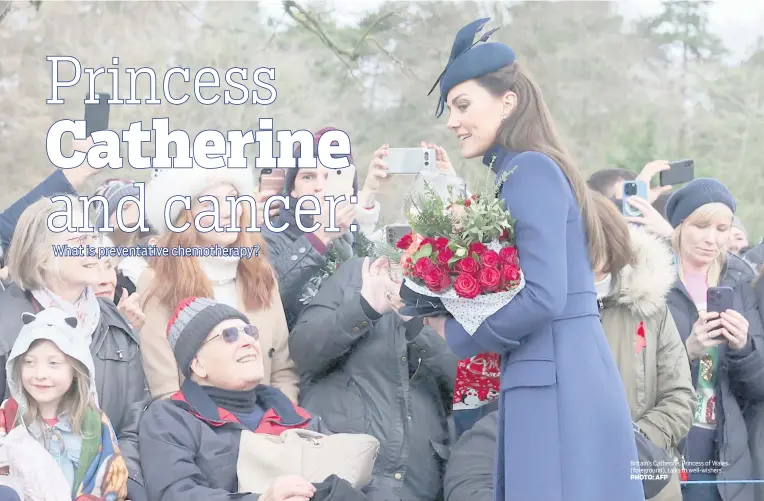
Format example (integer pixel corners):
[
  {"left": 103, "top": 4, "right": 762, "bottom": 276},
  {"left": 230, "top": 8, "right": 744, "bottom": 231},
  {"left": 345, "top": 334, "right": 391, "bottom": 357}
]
[{"left": 444, "top": 146, "right": 645, "bottom": 501}]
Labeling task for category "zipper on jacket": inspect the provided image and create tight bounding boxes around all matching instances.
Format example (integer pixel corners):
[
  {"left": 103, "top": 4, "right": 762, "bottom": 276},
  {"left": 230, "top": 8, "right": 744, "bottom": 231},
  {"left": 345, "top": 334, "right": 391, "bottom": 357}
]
[{"left": 409, "top": 357, "right": 422, "bottom": 381}]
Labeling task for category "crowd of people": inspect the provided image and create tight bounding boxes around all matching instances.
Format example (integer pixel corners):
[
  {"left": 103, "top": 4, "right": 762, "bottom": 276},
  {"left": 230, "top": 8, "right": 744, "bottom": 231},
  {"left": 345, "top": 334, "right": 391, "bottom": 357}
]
[{"left": 0, "top": 16, "right": 763, "bottom": 501}]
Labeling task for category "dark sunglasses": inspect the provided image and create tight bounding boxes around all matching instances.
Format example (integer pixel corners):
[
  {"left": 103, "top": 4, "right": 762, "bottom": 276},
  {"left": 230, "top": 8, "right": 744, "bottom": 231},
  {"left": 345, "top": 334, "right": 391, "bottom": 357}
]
[{"left": 201, "top": 324, "right": 259, "bottom": 347}]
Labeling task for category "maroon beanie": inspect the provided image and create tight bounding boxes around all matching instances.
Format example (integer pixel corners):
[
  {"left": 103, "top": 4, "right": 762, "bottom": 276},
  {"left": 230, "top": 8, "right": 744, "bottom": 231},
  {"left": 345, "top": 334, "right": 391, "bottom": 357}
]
[{"left": 285, "top": 127, "right": 357, "bottom": 194}]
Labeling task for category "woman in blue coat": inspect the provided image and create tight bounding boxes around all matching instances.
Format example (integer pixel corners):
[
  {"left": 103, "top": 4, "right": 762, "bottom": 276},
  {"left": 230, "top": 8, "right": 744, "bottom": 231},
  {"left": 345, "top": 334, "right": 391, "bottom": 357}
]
[{"left": 423, "top": 18, "right": 646, "bottom": 501}]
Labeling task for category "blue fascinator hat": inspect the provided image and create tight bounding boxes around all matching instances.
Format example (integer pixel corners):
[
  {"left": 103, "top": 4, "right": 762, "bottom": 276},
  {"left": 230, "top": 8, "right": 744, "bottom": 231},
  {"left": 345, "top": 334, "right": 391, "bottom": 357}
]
[{"left": 428, "top": 18, "right": 516, "bottom": 117}]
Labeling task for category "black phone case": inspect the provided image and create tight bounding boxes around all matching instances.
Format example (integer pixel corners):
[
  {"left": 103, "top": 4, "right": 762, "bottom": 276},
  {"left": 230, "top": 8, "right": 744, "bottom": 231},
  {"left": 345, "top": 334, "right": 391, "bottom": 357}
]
[
  {"left": 660, "top": 160, "right": 694, "bottom": 186},
  {"left": 707, "top": 287, "right": 734, "bottom": 313},
  {"left": 85, "top": 92, "right": 111, "bottom": 137}
]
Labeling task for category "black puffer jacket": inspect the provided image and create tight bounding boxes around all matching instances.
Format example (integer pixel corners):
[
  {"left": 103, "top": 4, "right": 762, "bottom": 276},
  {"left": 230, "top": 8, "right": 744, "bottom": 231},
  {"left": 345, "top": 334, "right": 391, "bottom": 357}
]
[
  {"left": 262, "top": 200, "right": 354, "bottom": 328},
  {"left": 666, "top": 256, "right": 764, "bottom": 501},
  {"left": 290, "top": 258, "right": 457, "bottom": 501},
  {"left": 0, "top": 285, "right": 151, "bottom": 496}
]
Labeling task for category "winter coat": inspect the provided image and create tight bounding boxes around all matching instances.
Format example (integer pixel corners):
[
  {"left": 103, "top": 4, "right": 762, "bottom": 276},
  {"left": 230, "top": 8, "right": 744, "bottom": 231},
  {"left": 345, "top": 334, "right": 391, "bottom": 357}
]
[
  {"left": 443, "top": 146, "right": 644, "bottom": 501},
  {"left": 747, "top": 273, "right": 764, "bottom": 501},
  {"left": 136, "top": 268, "right": 299, "bottom": 402},
  {"left": 0, "top": 285, "right": 149, "bottom": 497},
  {"left": 443, "top": 411, "right": 497, "bottom": 501},
  {"left": 743, "top": 243, "right": 764, "bottom": 270},
  {"left": 0, "top": 170, "right": 76, "bottom": 252},
  {"left": 599, "top": 226, "right": 696, "bottom": 501},
  {"left": 262, "top": 202, "right": 355, "bottom": 328},
  {"left": 139, "top": 380, "right": 323, "bottom": 501},
  {"left": 289, "top": 258, "right": 457, "bottom": 501},
  {"left": 667, "top": 253, "right": 764, "bottom": 501}
]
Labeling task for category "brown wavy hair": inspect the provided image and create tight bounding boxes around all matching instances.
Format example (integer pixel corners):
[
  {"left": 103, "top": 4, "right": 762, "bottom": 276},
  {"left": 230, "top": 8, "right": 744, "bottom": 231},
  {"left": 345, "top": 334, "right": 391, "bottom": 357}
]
[
  {"left": 146, "top": 203, "right": 274, "bottom": 311},
  {"left": 475, "top": 63, "right": 607, "bottom": 271},
  {"left": 589, "top": 190, "right": 633, "bottom": 276}
]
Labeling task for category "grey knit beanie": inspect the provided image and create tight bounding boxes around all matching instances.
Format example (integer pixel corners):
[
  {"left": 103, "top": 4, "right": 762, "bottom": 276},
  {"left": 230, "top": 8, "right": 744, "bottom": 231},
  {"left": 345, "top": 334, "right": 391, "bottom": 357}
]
[
  {"left": 166, "top": 297, "right": 250, "bottom": 377},
  {"left": 93, "top": 179, "right": 142, "bottom": 230},
  {"left": 664, "top": 178, "right": 736, "bottom": 228}
]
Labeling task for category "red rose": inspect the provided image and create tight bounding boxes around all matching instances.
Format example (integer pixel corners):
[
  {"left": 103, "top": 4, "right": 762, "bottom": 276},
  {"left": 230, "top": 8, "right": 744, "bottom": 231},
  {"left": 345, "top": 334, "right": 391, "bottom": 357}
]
[
  {"left": 455, "top": 256, "right": 480, "bottom": 275},
  {"left": 413, "top": 257, "right": 434, "bottom": 277},
  {"left": 440, "top": 271, "right": 452, "bottom": 290},
  {"left": 396, "top": 232, "right": 413, "bottom": 250},
  {"left": 434, "top": 237, "right": 449, "bottom": 252},
  {"left": 499, "top": 246, "right": 518, "bottom": 265},
  {"left": 453, "top": 273, "right": 481, "bottom": 299},
  {"left": 478, "top": 267, "right": 501, "bottom": 293},
  {"left": 436, "top": 247, "right": 454, "bottom": 266},
  {"left": 419, "top": 237, "right": 435, "bottom": 250},
  {"left": 463, "top": 199, "right": 472, "bottom": 207},
  {"left": 499, "top": 228, "right": 510, "bottom": 241},
  {"left": 500, "top": 264, "right": 521, "bottom": 287},
  {"left": 480, "top": 249, "right": 500, "bottom": 268},
  {"left": 423, "top": 267, "right": 448, "bottom": 292},
  {"left": 468, "top": 242, "right": 487, "bottom": 256},
  {"left": 471, "top": 194, "right": 479, "bottom": 201}
]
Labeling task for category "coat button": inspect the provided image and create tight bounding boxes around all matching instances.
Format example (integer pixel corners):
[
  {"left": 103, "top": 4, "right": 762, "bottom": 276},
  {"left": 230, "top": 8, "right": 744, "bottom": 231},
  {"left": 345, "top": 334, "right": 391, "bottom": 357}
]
[
  {"left": 394, "top": 473, "right": 402, "bottom": 480},
  {"left": 360, "top": 321, "right": 368, "bottom": 327},
  {"left": 352, "top": 327, "right": 360, "bottom": 333},
  {"left": 268, "top": 348, "right": 276, "bottom": 358},
  {"left": 290, "top": 255, "right": 298, "bottom": 261},
  {"left": 401, "top": 356, "right": 407, "bottom": 361},
  {"left": 298, "top": 247, "right": 306, "bottom": 253}
]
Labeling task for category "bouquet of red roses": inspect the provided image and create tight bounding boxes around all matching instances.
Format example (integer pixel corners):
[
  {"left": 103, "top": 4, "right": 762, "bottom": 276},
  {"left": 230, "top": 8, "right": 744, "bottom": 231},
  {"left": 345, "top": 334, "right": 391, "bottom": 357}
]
[{"left": 392, "top": 173, "right": 525, "bottom": 410}]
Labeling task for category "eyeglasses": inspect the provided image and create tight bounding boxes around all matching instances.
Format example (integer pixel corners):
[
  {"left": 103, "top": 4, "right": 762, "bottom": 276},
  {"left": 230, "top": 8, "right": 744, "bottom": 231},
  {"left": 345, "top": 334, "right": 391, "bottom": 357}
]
[
  {"left": 200, "top": 324, "right": 259, "bottom": 347},
  {"left": 66, "top": 233, "right": 99, "bottom": 246}
]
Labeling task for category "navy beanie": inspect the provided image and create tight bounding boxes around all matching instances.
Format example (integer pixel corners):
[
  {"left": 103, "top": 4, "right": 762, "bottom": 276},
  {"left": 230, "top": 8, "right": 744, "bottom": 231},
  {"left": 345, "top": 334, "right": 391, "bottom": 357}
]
[
  {"left": 285, "top": 127, "right": 357, "bottom": 195},
  {"left": 664, "top": 178, "right": 736, "bottom": 228}
]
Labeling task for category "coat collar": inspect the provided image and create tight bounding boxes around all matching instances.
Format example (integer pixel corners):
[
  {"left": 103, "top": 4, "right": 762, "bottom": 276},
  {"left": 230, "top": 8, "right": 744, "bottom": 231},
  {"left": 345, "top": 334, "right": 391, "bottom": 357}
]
[
  {"left": 481, "top": 144, "right": 522, "bottom": 173},
  {"left": 171, "top": 379, "right": 309, "bottom": 429},
  {"left": 606, "top": 226, "right": 676, "bottom": 318}
]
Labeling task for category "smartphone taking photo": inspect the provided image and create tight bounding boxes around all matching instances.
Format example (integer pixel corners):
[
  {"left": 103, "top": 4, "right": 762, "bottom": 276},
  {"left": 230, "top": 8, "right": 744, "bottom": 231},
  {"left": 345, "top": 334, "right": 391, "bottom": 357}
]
[
  {"left": 660, "top": 159, "right": 694, "bottom": 187},
  {"left": 621, "top": 180, "right": 648, "bottom": 217},
  {"left": 386, "top": 147, "right": 436, "bottom": 175},
  {"left": 85, "top": 92, "right": 111, "bottom": 137}
]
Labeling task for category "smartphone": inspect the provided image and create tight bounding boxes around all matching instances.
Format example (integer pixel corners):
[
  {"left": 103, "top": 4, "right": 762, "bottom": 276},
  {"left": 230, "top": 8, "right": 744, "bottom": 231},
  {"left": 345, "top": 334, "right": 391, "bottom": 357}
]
[
  {"left": 386, "top": 224, "right": 412, "bottom": 247},
  {"left": 386, "top": 147, "right": 436, "bottom": 175},
  {"left": 707, "top": 286, "right": 734, "bottom": 314},
  {"left": 621, "top": 180, "right": 648, "bottom": 217},
  {"left": 85, "top": 92, "right": 111, "bottom": 137},
  {"left": 660, "top": 159, "right": 694, "bottom": 187},
  {"left": 325, "top": 163, "right": 356, "bottom": 199},
  {"left": 259, "top": 168, "right": 286, "bottom": 194}
]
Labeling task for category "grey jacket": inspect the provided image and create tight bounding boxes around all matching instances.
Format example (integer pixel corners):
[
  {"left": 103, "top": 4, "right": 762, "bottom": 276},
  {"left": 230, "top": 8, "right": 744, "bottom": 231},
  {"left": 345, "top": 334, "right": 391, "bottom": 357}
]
[
  {"left": 748, "top": 274, "right": 764, "bottom": 501},
  {"left": 443, "top": 411, "right": 497, "bottom": 501},
  {"left": 666, "top": 256, "right": 764, "bottom": 501},
  {"left": 262, "top": 202, "right": 354, "bottom": 328},
  {"left": 744, "top": 243, "right": 764, "bottom": 270},
  {"left": 289, "top": 257, "right": 458, "bottom": 501},
  {"left": 0, "top": 285, "right": 150, "bottom": 490}
]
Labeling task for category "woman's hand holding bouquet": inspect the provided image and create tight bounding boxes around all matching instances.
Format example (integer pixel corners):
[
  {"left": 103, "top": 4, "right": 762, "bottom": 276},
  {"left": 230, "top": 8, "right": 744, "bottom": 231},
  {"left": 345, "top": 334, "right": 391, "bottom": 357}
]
[{"left": 388, "top": 173, "right": 524, "bottom": 410}]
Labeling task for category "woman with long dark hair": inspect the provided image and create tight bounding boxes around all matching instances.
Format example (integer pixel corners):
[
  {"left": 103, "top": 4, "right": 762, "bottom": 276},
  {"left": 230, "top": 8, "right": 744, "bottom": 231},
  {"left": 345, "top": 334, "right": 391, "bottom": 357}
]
[{"left": 422, "top": 18, "right": 644, "bottom": 501}]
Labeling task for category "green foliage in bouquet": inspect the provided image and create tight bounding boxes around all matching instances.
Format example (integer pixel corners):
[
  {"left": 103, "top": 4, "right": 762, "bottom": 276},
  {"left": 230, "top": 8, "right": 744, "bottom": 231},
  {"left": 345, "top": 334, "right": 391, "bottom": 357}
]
[
  {"left": 299, "top": 231, "right": 377, "bottom": 305},
  {"left": 406, "top": 181, "right": 455, "bottom": 238},
  {"left": 452, "top": 170, "right": 514, "bottom": 247}
]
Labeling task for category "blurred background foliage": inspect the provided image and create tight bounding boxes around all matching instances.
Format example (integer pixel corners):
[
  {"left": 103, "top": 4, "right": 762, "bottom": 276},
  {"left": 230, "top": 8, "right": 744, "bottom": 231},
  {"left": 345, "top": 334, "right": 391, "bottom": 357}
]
[{"left": 1, "top": 0, "right": 762, "bottom": 237}]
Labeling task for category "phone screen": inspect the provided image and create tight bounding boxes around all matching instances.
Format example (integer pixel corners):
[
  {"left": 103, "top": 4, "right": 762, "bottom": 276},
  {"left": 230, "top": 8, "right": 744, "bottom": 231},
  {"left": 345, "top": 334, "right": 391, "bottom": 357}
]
[{"left": 85, "top": 92, "right": 111, "bottom": 137}]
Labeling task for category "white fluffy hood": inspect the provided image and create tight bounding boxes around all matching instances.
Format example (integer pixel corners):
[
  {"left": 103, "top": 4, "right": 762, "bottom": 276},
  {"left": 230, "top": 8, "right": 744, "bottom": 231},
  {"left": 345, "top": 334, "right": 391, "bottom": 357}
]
[
  {"left": 6, "top": 308, "right": 99, "bottom": 413},
  {"left": 146, "top": 153, "right": 255, "bottom": 234},
  {"left": 608, "top": 226, "right": 676, "bottom": 318}
]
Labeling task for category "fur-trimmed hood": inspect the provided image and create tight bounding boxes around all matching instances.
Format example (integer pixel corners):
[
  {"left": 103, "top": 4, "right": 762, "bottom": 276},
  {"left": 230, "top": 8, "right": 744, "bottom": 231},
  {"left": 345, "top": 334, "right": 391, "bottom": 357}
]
[{"left": 607, "top": 226, "right": 676, "bottom": 318}]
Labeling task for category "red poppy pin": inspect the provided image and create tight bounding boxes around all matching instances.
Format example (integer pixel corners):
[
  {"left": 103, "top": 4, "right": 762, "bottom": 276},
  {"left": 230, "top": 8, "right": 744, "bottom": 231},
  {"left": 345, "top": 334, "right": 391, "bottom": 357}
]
[{"left": 635, "top": 321, "right": 646, "bottom": 355}]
